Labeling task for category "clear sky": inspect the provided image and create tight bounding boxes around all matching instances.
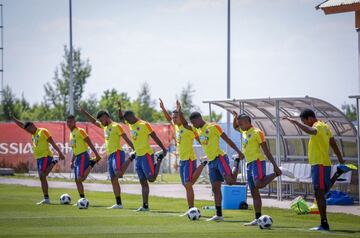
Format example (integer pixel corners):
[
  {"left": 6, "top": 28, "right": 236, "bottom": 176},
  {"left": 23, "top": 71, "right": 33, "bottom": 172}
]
[{"left": 3, "top": 0, "right": 358, "bottom": 118}]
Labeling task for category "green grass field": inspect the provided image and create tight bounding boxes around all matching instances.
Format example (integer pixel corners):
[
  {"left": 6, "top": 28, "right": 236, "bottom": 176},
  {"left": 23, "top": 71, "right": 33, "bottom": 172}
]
[{"left": 0, "top": 184, "right": 359, "bottom": 238}]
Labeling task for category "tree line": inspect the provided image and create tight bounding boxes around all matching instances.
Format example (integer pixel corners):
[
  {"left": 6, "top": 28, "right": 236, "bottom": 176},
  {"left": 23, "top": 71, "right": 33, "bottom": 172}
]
[{"left": 0, "top": 46, "right": 222, "bottom": 123}]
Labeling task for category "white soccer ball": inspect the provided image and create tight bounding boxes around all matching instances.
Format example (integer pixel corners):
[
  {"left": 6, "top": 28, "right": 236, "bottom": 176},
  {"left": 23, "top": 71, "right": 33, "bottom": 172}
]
[
  {"left": 187, "top": 207, "right": 201, "bottom": 220},
  {"left": 60, "top": 194, "right": 71, "bottom": 205},
  {"left": 77, "top": 198, "right": 89, "bottom": 209},
  {"left": 258, "top": 215, "right": 273, "bottom": 229}
]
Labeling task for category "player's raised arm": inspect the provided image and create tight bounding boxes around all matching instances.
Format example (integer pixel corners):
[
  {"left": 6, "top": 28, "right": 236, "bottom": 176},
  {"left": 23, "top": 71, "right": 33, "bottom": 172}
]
[
  {"left": 47, "top": 136, "right": 66, "bottom": 161},
  {"left": 11, "top": 115, "right": 26, "bottom": 131},
  {"left": 329, "top": 137, "right": 345, "bottom": 164},
  {"left": 232, "top": 111, "right": 239, "bottom": 130},
  {"left": 150, "top": 132, "right": 167, "bottom": 156},
  {"left": 220, "top": 132, "right": 245, "bottom": 160},
  {"left": 121, "top": 133, "right": 134, "bottom": 150},
  {"left": 79, "top": 106, "right": 102, "bottom": 128},
  {"left": 159, "top": 98, "right": 172, "bottom": 123},
  {"left": 282, "top": 116, "right": 317, "bottom": 135},
  {"left": 176, "top": 100, "right": 194, "bottom": 131},
  {"left": 117, "top": 102, "right": 125, "bottom": 123}
]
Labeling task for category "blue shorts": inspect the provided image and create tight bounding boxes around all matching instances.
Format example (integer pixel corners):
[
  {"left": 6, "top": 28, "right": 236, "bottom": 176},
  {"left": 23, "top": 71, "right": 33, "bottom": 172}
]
[
  {"left": 208, "top": 155, "right": 232, "bottom": 184},
  {"left": 311, "top": 164, "right": 331, "bottom": 192},
  {"left": 179, "top": 160, "right": 197, "bottom": 185},
  {"left": 136, "top": 153, "right": 155, "bottom": 181},
  {"left": 108, "top": 150, "right": 125, "bottom": 178},
  {"left": 36, "top": 156, "right": 53, "bottom": 175},
  {"left": 74, "top": 152, "right": 90, "bottom": 180},
  {"left": 247, "top": 160, "right": 266, "bottom": 190}
]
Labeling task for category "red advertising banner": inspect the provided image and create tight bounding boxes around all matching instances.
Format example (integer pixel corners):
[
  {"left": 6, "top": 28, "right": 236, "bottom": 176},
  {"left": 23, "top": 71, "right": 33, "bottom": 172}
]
[{"left": 0, "top": 122, "right": 174, "bottom": 173}]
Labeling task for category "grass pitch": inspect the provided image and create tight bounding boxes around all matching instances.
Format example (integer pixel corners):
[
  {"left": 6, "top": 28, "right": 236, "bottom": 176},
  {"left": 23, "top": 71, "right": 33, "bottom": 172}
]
[{"left": 0, "top": 184, "right": 359, "bottom": 238}]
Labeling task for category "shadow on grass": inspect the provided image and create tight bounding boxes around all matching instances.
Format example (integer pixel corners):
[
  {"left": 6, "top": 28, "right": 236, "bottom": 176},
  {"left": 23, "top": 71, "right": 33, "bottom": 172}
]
[
  {"left": 331, "top": 230, "right": 360, "bottom": 234},
  {"left": 150, "top": 210, "right": 182, "bottom": 215},
  {"left": 276, "top": 226, "right": 360, "bottom": 235}
]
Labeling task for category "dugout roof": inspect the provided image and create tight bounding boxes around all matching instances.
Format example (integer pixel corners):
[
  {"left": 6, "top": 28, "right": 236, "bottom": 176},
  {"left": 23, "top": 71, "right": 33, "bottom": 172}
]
[{"left": 203, "top": 96, "right": 357, "bottom": 161}]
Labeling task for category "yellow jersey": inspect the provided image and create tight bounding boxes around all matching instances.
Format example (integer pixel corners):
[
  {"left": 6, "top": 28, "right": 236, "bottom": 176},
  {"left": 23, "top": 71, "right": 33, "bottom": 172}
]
[
  {"left": 129, "top": 120, "right": 153, "bottom": 156},
  {"left": 174, "top": 124, "right": 198, "bottom": 161},
  {"left": 197, "top": 123, "right": 224, "bottom": 161},
  {"left": 101, "top": 122, "right": 124, "bottom": 155},
  {"left": 308, "top": 121, "right": 333, "bottom": 166},
  {"left": 240, "top": 127, "right": 266, "bottom": 163},
  {"left": 70, "top": 127, "right": 89, "bottom": 156},
  {"left": 32, "top": 128, "right": 53, "bottom": 159}
]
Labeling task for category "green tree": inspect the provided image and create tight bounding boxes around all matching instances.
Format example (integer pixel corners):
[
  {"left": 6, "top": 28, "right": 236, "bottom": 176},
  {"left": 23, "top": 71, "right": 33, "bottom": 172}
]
[
  {"left": 341, "top": 102, "right": 357, "bottom": 121},
  {"left": 0, "top": 85, "right": 20, "bottom": 120},
  {"left": 21, "top": 103, "right": 53, "bottom": 121},
  {"left": 99, "top": 89, "right": 131, "bottom": 120},
  {"left": 133, "top": 82, "right": 160, "bottom": 122},
  {"left": 78, "top": 94, "right": 99, "bottom": 121},
  {"left": 44, "top": 45, "right": 91, "bottom": 120},
  {"left": 177, "top": 83, "right": 198, "bottom": 119},
  {"left": 203, "top": 111, "right": 223, "bottom": 123}
]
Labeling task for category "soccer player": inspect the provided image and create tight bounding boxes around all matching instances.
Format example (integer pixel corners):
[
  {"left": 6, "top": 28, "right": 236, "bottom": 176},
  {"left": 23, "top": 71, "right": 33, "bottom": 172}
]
[
  {"left": 118, "top": 104, "right": 168, "bottom": 212},
  {"left": 66, "top": 115, "right": 102, "bottom": 201},
  {"left": 232, "top": 112, "right": 294, "bottom": 226},
  {"left": 12, "top": 116, "right": 65, "bottom": 205},
  {"left": 189, "top": 111, "right": 244, "bottom": 221},
  {"left": 283, "top": 109, "right": 346, "bottom": 231},
  {"left": 80, "top": 107, "right": 135, "bottom": 209},
  {"left": 159, "top": 99, "right": 207, "bottom": 214}
]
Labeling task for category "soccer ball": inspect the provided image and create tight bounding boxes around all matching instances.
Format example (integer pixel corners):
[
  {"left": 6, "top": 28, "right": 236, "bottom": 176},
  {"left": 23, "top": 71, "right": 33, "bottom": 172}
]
[
  {"left": 187, "top": 207, "right": 201, "bottom": 220},
  {"left": 258, "top": 215, "right": 273, "bottom": 229},
  {"left": 77, "top": 198, "right": 89, "bottom": 209},
  {"left": 60, "top": 194, "right": 71, "bottom": 205}
]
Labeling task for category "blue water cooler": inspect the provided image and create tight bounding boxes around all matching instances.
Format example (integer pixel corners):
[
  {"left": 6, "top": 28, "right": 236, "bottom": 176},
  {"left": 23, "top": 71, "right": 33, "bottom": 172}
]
[{"left": 221, "top": 184, "right": 247, "bottom": 210}]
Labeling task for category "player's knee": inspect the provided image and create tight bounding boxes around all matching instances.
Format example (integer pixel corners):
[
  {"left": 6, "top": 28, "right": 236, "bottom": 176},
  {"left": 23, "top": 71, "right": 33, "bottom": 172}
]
[
  {"left": 140, "top": 179, "right": 149, "bottom": 186},
  {"left": 184, "top": 182, "right": 193, "bottom": 190},
  {"left": 39, "top": 172, "right": 46, "bottom": 180},
  {"left": 254, "top": 180, "right": 262, "bottom": 189}
]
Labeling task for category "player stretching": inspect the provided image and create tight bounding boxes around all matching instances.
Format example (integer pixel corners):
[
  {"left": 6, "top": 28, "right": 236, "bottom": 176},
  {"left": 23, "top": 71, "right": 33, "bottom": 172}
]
[
  {"left": 118, "top": 103, "right": 167, "bottom": 212},
  {"left": 80, "top": 107, "right": 135, "bottom": 209},
  {"left": 66, "top": 115, "right": 102, "bottom": 201},
  {"left": 12, "top": 116, "right": 65, "bottom": 205},
  {"left": 284, "top": 109, "right": 349, "bottom": 231},
  {"left": 159, "top": 99, "right": 207, "bottom": 215},
  {"left": 189, "top": 111, "right": 244, "bottom": 221},
  {"left": 232, "top": 112, "right": 294, "bottom": 226}
]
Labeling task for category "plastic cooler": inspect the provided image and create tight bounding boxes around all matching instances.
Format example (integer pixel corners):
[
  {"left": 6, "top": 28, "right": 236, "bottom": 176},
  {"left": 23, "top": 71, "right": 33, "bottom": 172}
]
[{"left": 221, "top": 184, "right": 247, "bottom": 210}]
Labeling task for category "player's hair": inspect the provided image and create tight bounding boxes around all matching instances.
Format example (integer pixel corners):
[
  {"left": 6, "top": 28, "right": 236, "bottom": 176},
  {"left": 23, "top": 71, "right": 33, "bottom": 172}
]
[
  {"left": 189, "top": 111, "right": 202, "bottom": 120},
  {"left": 23, "top": 121, "right": 34, "bottom": 129},
  {"left": 172, "top": 110, "right": 179, "bottom": 114},
  {"left": 66, "top": 115, "right": 75, "bottom": 120},
  {"left": 237, "top": 113, "right": 251, "bottom": 123},
  {"left": 300, "top": 109, "right": 316, "bottom": 120},
  {"left": 124, "top": 110, "right": 135, "bottom": 118},
  {"left": 96, "top": 110, "right": 110, "bottom": 119}
]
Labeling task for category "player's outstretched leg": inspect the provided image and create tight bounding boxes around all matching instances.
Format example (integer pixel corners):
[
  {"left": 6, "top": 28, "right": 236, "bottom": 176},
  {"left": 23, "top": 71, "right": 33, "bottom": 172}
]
[
  {"left": 309, "top": 165, "right": 331, "bottom": 231},
  {"left": 206, "top": 181, "right": 224, "bottom": 222},
  {"left": 244, "top": 187, "right": 262, "bottom": 226},
  {"left": 244, "top": 161, "right": 263, "bottom": 226},
  {"left": 36, "top": 157, "right": 55, "bottom": 205},
  {"left": 107, "top": 150, "right": 125, "bottom": 209},
  {"left": 136, "top": 179, "right": 150, "bottom": 212}
]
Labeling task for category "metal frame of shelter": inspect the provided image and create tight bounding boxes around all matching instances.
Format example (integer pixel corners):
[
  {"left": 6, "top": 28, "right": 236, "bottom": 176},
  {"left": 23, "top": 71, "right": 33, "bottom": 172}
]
[{"left": 203, "top": 96, "right": 359, "bottom": 202}]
